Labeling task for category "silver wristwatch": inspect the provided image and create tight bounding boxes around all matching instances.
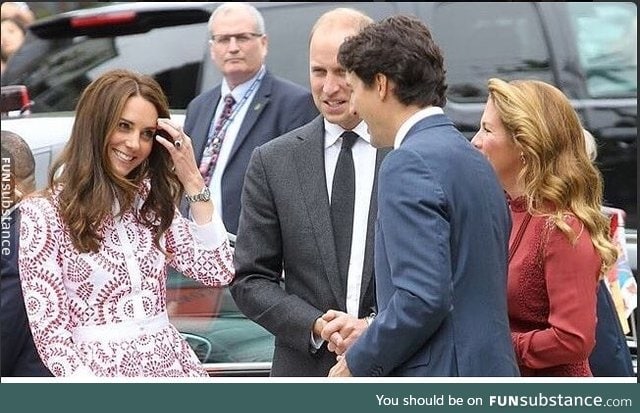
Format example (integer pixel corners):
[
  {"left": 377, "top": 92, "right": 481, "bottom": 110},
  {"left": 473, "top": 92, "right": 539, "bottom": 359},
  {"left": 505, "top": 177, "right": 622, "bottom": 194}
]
[{"left": 185, "top": 186, "right": 211, "bottom": 203}]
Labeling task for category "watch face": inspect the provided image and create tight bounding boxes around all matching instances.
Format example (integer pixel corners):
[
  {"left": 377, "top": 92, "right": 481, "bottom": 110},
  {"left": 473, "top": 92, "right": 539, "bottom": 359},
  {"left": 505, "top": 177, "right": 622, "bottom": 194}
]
[{"left": 202, "top": 186, "right": 211, "bottom": 201}]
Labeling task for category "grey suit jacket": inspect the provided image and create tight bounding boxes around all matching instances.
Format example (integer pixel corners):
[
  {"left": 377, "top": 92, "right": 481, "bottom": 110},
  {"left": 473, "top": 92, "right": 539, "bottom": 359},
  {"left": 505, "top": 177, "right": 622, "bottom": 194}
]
[
  {"left": 184, "top": 70, "right": 318, "bottom": 234},
  {"left": 231, "top": 116, "right": 386, "bottom": 376}
]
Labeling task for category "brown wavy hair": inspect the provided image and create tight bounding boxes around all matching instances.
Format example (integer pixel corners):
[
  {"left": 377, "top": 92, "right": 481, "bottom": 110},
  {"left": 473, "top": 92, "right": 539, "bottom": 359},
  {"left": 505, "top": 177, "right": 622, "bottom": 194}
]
[
  {"left": 487, "top": 78, "right": 617, "bottom": 274},
  {"left": 48, "top": 69, "right": 182, "bottom": 253}
]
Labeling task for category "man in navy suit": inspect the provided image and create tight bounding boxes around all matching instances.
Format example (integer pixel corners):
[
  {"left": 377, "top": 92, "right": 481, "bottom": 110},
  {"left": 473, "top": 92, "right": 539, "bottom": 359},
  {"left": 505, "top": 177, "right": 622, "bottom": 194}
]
[
  {"left": 1, "top": 131, "right": 51, "bottom": 377},
  {"left": 184, "top": 2, "right": 318, "bottom": 235},
  {"left": 329, "top": 15, "right": 519, "bottom": 377}
]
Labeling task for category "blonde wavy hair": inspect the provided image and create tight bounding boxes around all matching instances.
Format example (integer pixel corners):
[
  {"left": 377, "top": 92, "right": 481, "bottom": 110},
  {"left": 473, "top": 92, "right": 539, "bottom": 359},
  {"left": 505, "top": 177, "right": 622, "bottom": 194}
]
[{"left": 487, "top": 78, "right": 617, "bottom": 274}]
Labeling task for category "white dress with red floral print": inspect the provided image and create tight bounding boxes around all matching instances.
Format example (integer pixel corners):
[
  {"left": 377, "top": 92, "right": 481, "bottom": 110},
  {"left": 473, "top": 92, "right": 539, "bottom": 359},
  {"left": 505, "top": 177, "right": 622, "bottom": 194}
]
[{"left": 18, "top": 189, "right": 234, "bottom": 377}]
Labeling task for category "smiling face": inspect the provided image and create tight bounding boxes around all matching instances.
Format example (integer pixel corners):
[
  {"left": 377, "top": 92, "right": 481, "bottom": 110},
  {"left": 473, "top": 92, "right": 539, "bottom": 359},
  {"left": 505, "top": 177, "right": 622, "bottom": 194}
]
[
  {"left": 345, "top": 71, "right": 387, "bottom": 148},
  {"left": 309, "top": 24, "right": 361, "bottom": 130},
  {"left": 107, "top": 95, "right": 158, "bottom": 178}
]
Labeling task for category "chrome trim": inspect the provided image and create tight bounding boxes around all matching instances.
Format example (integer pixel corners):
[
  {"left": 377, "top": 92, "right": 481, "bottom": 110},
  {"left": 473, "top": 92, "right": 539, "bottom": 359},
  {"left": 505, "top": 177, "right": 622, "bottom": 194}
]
[
  {"left": 181, "top": 333, "right": 212, "bottom": 363},
  {"left": 625, "top": 230, "right": 637, "bottom": 272},
  {"left": 203, "top": 362, "right": 272, "bottom": 377}
]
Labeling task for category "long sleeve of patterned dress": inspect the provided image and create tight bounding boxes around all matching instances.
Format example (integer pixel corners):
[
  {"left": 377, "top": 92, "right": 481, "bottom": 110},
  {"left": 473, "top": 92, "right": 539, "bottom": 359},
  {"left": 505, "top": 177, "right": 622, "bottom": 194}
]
[{"left": 164, "top": 208, "right": 234, "bottom": 287}]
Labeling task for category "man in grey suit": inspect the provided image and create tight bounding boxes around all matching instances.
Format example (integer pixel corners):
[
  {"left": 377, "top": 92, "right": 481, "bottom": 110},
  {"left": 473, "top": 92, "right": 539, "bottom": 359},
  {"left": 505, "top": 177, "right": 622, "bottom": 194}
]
[
  {"left": 329, "top": 15, "right": 519, "bottom": 377},
  {"left": 184, "top": 2, "right": 318, "bottom": 235},
  {"left": 231, "top": 8, "right": 386, "bottom": 376}
]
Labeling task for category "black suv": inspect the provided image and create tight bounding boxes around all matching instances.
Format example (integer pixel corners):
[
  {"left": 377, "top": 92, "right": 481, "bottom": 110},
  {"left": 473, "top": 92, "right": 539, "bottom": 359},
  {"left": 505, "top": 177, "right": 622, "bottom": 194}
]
[{"left": 2, "top": 2, "right": 636, "bottom": 375}]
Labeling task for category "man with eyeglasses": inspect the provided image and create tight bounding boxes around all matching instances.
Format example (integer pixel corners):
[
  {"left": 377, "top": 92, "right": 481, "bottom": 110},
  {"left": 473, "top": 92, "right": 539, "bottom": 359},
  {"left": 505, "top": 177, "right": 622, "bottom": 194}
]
[{"left": 184, "top": 2, "right": 318, "bottom": 235}]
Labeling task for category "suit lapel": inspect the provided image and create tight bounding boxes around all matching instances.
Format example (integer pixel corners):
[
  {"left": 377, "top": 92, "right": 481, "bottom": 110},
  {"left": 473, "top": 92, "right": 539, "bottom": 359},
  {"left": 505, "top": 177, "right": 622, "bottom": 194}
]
[
  {"left": 359, "top": 147, "right": 390, "bottom": 307},
  {"left": 227, "top": 73, "right": 272, "bottom": 163},
  {"left": 193, "top": 89, "right": 222, "bottom": 164},
  {"left": 293, "top": 118, "right": 345, "bottom": 308}
]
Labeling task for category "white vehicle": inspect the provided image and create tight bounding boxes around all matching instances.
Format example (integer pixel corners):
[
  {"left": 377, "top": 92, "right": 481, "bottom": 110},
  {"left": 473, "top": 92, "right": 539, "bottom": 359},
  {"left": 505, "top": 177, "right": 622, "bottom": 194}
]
[{"left": 2, "top": 114, "right": 74, "bottom": 190}]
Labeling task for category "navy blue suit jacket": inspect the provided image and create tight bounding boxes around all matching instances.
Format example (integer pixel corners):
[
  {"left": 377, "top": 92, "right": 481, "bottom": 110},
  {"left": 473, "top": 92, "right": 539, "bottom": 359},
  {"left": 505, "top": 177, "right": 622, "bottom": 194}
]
[
  {"left": 589, "top": 280, "right": 634, "bottom": 376},
  {"left": 346, "top": 114, "right": 519, "bottom": 376},
  {"left": 184, "top": 70, "right": 318, "bottom": 234},
  {"left": 1, "top": 209, "right": 51, "bottom": 377}
]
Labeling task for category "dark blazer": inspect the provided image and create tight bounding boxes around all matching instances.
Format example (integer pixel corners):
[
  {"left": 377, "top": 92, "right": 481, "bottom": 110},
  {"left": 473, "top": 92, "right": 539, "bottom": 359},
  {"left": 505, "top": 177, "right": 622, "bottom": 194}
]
[
  {"left": 1, "top": 209, "right": 51, "bottom": 377},
  {"left": 346, "top": 114, "right": 519, "bottom": 377},
  {"left": 231, "top": 116, "right": 387, "bottom": 376},
  {"left": 184, "top": 70, "right": 319, "bottom": 234},
  {"left": 589, "top": 280, "right": 634, "bottom": 376}
]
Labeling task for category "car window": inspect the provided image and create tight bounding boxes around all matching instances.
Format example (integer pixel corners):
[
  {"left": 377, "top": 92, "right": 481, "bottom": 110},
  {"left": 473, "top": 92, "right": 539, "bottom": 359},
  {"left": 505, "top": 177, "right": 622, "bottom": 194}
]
[
  {"left": 265, "top": 2, "right": 399, "bottom": 89},
  {"left": 431, "top": 2, "right": 551, "bottom": 103},
  {"left": 567, "top": 2, "right": 637, "bottom": 98},
  {"left": 167, "top": 269, "right": 275, "bottom": 371},
  {"left": 8, "top": 23, "right": 209, "bottom": 112}
]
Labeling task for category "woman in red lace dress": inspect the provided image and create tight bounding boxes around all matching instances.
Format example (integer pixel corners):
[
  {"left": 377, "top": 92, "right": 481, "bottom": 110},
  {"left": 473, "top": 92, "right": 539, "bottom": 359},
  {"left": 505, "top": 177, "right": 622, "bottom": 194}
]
[
  {"left": 18, "top": 69, "right": 234, "bottom": 377},
  {"left": 471, "top": 78, "right": 618, "bottom": 376}
]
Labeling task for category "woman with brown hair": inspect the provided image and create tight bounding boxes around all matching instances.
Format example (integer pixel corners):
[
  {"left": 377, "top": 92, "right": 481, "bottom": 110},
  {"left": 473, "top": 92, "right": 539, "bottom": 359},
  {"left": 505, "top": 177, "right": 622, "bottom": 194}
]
[
  {"left": 18, "top": 69, "right": 234, "bottom": 377},
  {"left": 471, "top": 78, "right": 618, "bottom": 376}
]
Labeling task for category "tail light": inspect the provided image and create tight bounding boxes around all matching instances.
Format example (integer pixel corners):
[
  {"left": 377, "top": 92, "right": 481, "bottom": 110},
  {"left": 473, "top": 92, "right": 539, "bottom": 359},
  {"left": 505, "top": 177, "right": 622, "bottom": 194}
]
[{"left": 0, "top": 85, "right": 33, "bottom": 117}]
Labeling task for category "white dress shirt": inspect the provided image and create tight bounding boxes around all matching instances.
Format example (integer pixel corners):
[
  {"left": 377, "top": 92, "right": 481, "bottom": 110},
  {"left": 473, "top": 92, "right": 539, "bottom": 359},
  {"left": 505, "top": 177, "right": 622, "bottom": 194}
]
[
  {"left": 207, "top": 67, "right": 265, "bottom": 221},
  {"left": 324, "top": 120, "right": 377, "bottom": 317},
  {"left": 393, "top": 106, "right": 444, "bottom": 148}
]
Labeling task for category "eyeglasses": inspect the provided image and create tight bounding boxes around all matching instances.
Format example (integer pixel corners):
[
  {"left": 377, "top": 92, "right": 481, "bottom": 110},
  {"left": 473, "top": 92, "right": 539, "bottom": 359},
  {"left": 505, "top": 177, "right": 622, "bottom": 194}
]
[{"left": 210, "top": 32, "right": 263, "bottom": 46}]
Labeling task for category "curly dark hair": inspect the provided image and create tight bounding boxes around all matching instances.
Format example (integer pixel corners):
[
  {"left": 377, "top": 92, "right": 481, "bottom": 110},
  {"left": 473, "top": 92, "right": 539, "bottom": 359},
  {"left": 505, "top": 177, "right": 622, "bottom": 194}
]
[{"left": 338, "top": 14, "right": 447, "bottom": 108}]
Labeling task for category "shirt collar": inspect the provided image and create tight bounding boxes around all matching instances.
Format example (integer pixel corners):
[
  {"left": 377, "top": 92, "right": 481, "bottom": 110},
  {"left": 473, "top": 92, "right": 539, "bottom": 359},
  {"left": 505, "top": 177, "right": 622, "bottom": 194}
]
[
  {"left": 323, "top": 119, "right": 371, "bottom": 149},
  {"left": 394, "top": 106, "right": 444, "bottom": 149},
  {"left": 221, "top": 65, "right": 265, "bottom": 102}
]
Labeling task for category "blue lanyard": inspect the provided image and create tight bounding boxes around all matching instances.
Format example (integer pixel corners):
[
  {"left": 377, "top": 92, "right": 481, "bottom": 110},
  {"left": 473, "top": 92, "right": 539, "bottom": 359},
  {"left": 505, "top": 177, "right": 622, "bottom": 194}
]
[{"left": 207, "top": 67, "right": 266, "bottom": 144}]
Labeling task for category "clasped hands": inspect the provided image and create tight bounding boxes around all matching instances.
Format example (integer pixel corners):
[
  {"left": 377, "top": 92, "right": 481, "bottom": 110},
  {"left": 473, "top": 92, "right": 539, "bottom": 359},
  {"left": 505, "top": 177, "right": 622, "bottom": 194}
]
[
  {"left": 315, "top": 309, "right": 366, "bottom": 377},
  {"left": 314, "top": 309, "right": 368, "bottom": 356}
]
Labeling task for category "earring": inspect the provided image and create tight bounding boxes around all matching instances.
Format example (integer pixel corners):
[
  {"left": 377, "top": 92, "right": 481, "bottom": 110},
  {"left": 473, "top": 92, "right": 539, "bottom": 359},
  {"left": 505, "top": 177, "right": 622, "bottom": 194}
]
[{"left": 520, "top": 152, "right": 526, "bottom": 164}]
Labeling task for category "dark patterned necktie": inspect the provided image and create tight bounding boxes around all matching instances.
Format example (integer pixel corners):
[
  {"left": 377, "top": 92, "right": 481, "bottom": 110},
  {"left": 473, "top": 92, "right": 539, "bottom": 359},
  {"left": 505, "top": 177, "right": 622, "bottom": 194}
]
[
  {"left": 199, "top": 93, "right": 236, "bottom": 186},
  {"left": 331, "top": 131, "right": 358, "bottom": 285}
]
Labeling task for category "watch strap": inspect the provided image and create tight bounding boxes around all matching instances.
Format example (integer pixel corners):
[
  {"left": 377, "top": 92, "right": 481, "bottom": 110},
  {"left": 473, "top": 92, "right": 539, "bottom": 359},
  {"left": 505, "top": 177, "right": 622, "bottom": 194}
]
[{"left": 185, "top": 186, "right": 210, "bottom": 203}]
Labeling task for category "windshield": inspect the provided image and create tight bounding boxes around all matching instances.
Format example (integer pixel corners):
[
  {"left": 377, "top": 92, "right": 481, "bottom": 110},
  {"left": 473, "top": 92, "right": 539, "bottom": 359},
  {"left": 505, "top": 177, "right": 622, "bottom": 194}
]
[{"left": 568, "top": 2, "right": 637, "bottom": 98}]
